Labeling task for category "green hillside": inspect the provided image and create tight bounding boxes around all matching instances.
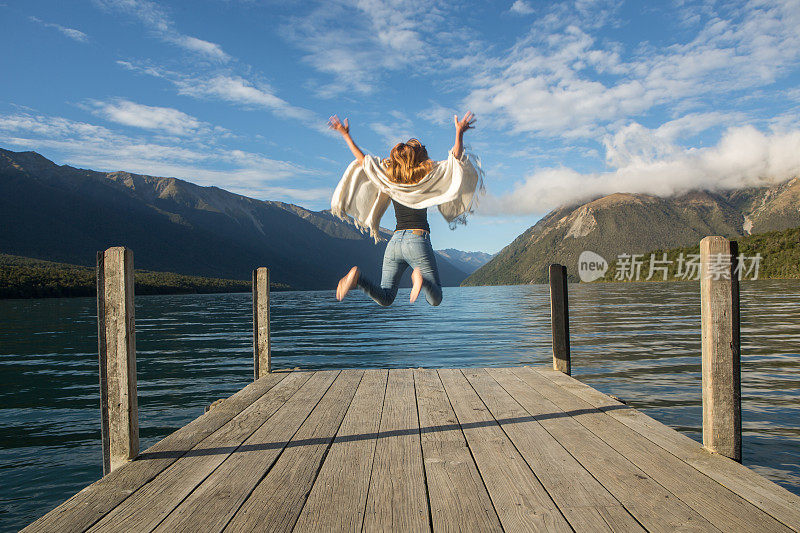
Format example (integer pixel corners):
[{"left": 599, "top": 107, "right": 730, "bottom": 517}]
[
  {"left": 597, "top": 225, "right": 800, "bottom": 282},
  {"left": 0, "top": 253, "right": 289, "bottom": 299}
]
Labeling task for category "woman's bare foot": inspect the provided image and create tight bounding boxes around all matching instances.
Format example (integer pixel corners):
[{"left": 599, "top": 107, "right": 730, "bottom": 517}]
[
  {"left": 410, "top": 268, "right": 423, "bottom": 303},
  {"left": 336, "top": 266, "right": 360, "bottom": 301}
]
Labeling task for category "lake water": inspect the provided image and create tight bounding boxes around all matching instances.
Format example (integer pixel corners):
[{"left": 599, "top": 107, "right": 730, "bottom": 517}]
[{"left": 1, "top": 281, "right": 799, "bottom": 531}]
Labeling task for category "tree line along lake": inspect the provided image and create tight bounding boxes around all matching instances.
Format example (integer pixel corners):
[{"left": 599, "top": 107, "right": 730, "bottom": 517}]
[{"left": 1, "top": 281, "right": 799, "bottom": 532}]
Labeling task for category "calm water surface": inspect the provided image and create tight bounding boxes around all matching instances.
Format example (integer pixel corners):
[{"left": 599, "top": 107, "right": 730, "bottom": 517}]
[{"left": 1, "top": 281, "right": 799, "bottom": 531}]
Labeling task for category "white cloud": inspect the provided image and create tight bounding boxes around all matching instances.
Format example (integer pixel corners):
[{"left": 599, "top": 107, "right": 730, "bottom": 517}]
[
  {"left": 418, "top": 103, "right": 458, "bottom": 127},
  {"left": 168, "top": 35, "right": 227, "bottom": 61},
  {"left": 785, "top": 88, "right": 800, "bottom": 105},
  {"left": 86, "top": 98, "right": 223, "bottom": 137},
  {"left": 116, "top": 59, "right": 165, "bottom": 79},
  {"left": 118, "top": 62, "right": 326, "bottom": 132},
  {"left": 94, "top": 0, "right": 230, "bottom": 61},
  {"left": 509, "top": 1, "right": 534, "bottom": 15},
  {"left": 464, "top": 1, "right": 800, "bottom": 138},
  {"left": 0, "top": 113, "right": 112, "bottom": 140},
  {"left": 369, "top": 110, "right": 416, "bottom": 145},
  {"left": 0, "top": 111, "right": 326, "bottom": 203},
  {"left": 175, "top": 75, "right": 313, "bottom": 122},
  {"left": 480, "top": 124, "right": 800, "bottom": 215},
  {"left": 281, "top": 0, "right": 450, "bottom": 96},
  {"left": 30, "top": 16, "right": 89, "bottom": 42},
  {"left": 464, "top": 26, "right": 635, "bottom": 137},
  {"left": 602, "top": 111, "right": 742, "bottom": 168}
]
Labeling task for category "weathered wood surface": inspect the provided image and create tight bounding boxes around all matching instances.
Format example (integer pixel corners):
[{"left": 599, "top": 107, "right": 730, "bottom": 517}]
[
  {"left": 24, "top": 367, "right": 800, "bottom": 533},
  {"left": 363, "top": 368, "right": 429, "bottom": 531},
  {"left": 252, "top": 267, "right": 271, "bottom": 379},
  {"left": 96, "top": 246, "right": 138, "bottom": 475},
  {"left": 294, "top": 369, "right": 388, "bottom": 532},
  {"left": 700, "top": 236, "right": 742, "bottom": 462},
  {"left": 415, "top": 369, "right": 502, "bottom": 532},
  {"left": 549, "top": 264, "right": 571, "bottom": 374}
]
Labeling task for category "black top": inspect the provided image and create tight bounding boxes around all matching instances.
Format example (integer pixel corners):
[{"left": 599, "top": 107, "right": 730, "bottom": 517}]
[{"left": 392, "top": 199, "right": 430, "bottom": 232}]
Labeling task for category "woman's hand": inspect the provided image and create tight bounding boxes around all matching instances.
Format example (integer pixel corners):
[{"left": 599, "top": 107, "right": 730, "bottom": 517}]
[
  {"left": 451, "top": 111, "right": 475, "bottom": 159},
  {"left": 329, "top": 114, "right": 365, "bottom": 164},
  {"left": 328, "top": 115, "right": 350, "bottom": 136},
  {"left": 454, "top": 111, "right": 475, "bottom": 135}
]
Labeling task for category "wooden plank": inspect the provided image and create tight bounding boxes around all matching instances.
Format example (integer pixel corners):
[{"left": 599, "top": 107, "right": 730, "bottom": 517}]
[
  {"left": 363, "top": 369, "right": 430, "bottom": 532},
  {"left": 537, "top": 367, "right": 800, "bottom": 531},
  {"left": 253, "top": 267, "right": 270, "bottom": 379},
  {"left": 98, "top": 246, "right": 139, "bottom": 474},
  {"left": 87, "top": 371, "right": 315, "bottom": 533},
  {"left": 438, "top": 369, "right": 571, "bottom": 531},
  {"left": 700, "top": 236, "right": 742, "bottom": 461},
  {"left": 147, "top": 370, "right": 340, "bottom": 533},
  {"left": 489, "top": 368, "right": 718, "bottom": 532},
  {"left": 522, "top": 367, "right": 790, "bottom": 532},
  {"left": 21, "top": 372, "right": 289, "bottom": 533},
  {"left": 549, "top": 264, "right": 571, "bottom": 375},
  {"left": 413, "top": 368, "right": 502, "bottom": 532},
  {"left": 464, "top": 368, "right": 644, "bottom": 532},
  {"left": 223, "top": 369, "right": 364, "bottom": 532},
  {"left": 293, "top": 369, "right": 388, "bottom": 532}
]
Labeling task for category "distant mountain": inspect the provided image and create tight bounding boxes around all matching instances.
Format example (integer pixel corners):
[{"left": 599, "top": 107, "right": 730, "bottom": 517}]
[
  {"left": 435, "top": 248, "right": 493, "bottom": 274},
  {"left": 463, "top": 177, "right": 800, "bottom": 285},
  {"left": 0, "top": 148, "right": 468, "bottom": 290}
]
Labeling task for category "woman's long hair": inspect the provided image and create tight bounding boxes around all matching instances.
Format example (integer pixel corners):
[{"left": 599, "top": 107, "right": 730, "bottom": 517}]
[{"left": 383, "top": 139, "right": 434, "bottom": 184}]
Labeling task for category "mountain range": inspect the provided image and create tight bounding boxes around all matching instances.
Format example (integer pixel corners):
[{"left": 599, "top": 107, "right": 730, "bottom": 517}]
[
  {"left": 0, "top": 148, "right": 471, "bottom": 290},
  {"left": 6, "top": 146, "right": 798, "bottom": 291},
  {"left": 464, "top": 177, "right": 800, "bottom": 285},
  {"left": 434, "top": 249, "right": 493, "bottom": 274}
]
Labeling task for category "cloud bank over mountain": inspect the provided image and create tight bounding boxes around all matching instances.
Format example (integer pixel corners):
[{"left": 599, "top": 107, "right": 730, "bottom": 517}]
[{"left": 480, "top": 124, "right": 800, "bottom": 215}]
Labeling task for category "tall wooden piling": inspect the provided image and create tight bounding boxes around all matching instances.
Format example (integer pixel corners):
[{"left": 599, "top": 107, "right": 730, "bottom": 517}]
[
  {"left": 549, "top": 264, "right": 571, "bottom": 375},
  {"left": 700, "top": 236, "right": 742, "bottom": 462},
  {"left": 96, "top": 246, "right": 139, "bottom": 475},
  {"left": 253, "top": 267, "right": 271, "bottom": 379}
]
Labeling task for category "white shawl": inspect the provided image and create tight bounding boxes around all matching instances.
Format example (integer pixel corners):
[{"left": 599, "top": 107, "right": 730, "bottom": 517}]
[{"left": 330, "top": 150, "right": 484, "bottom": 242}]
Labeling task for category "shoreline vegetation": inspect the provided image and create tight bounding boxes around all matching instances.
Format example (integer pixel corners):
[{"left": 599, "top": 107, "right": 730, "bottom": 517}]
[
  {"left": 0, "top": 253, "right": 290, "bottom": 299},
  {"left": 596, "top": 225, "right": 800, "bottom": 282}
]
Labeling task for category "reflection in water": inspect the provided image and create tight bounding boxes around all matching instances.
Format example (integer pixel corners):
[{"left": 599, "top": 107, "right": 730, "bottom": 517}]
[{"left": 0, "top": 281, "right": 798, "bottom": 531}]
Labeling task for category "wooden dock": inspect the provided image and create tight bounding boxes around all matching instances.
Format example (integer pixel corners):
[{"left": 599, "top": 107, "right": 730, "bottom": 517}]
[
  {"left": 21, "top": 242, "right": 800, "bottom": 531},
  {"left": 23, "top": 366, "right": 800, "bottom": 532}
]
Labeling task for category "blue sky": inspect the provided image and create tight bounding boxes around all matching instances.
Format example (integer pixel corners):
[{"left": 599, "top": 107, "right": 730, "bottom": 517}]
[{"left": 1, "top": 0, "right": 799, "bottom": 253}]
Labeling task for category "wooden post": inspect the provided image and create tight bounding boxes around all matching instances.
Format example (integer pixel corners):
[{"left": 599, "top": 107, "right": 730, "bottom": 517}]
[
  {"left": 97, "top": 246, "right": 138, "bottom": 475},
  {"left": 700, "top": 236, "right": 742, "bottom": 462},
  {"left": 253, "top": 267, "right": 271, "bottom": 379},
  {"left": 549, "top": 264, "right": 571, "bottom": 375}
]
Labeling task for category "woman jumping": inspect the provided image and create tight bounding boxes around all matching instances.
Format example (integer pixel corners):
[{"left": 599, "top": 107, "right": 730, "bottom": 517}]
[{"left": 329, "top": 111, "right": 482, "bottom": 306}]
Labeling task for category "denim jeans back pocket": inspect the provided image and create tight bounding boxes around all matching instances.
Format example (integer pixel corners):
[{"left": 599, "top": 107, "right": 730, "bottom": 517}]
[{"left": 406, "top": 233, "right": 428, "bottom": 247}]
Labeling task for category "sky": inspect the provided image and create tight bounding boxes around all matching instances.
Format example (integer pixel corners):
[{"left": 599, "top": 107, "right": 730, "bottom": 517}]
[{"left": 1, "top": 0, "right": 799, "bottom": 254}]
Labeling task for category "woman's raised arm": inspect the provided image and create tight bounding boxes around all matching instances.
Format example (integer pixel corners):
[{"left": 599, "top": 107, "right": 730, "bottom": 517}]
[
  {"left": 329, "top": 115, "right": 365, "bottom": 165},
  {"left": 451, "top": 111, "right": 475, "bottom": 159}
]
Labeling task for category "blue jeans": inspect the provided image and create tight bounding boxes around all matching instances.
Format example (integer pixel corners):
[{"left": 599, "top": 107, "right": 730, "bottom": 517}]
[{"left": 357, "top": 230, "right": 443, "bottom": 306}]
